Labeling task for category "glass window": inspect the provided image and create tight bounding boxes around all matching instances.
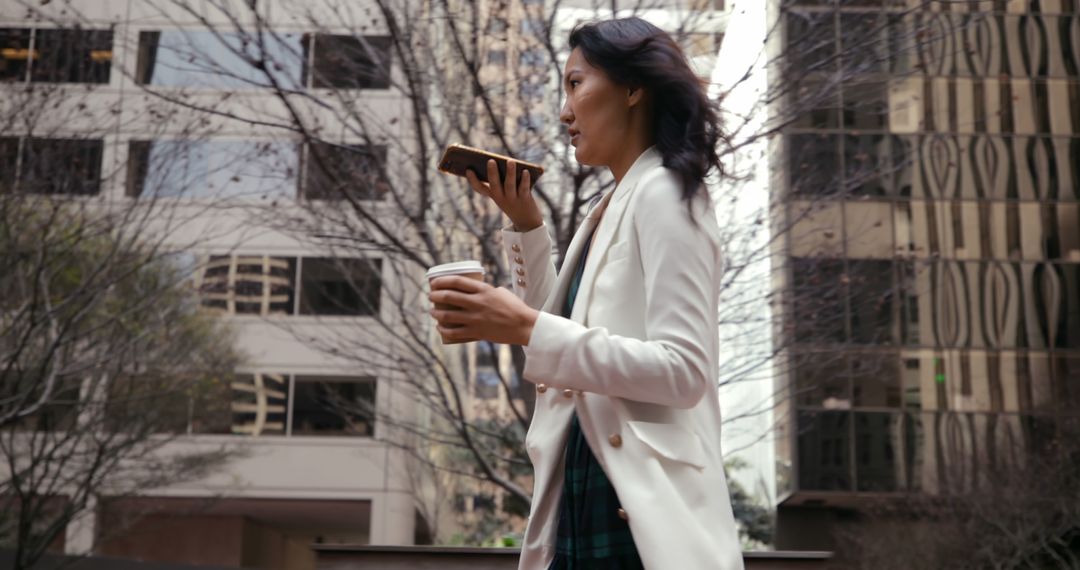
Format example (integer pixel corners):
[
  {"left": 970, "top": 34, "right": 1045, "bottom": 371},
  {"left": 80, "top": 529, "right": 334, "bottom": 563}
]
[
  {"left": 797, "top": 410, "right": 852, "bottom": 491},
  {"left": 30, "top": 28, "right": 112, "bottom": 84},
  {"left": 0, "top": 28, "right": 32, "bottom": 81},
  {"left": 304, "top": 34, "right": 391, "bottom": 89},
  {"left": 843, "top": 134, "right": 889, "bottom": 196},
  {"left": 226, "top": 373, "right": 288, "bottom": 436},
  {"left": 1049, "top": 264, "right": 1080, "bottom": 349},
  {"left": 853, "top": 411, "right": 899, "bottom": 491},
  {"left": 0, "top": 137, "right": 20, "bottom": 191},
  {"left": 897, "top": 261, "right": 923, "bottom": 346},
  {"left": 841, "top": 81, "right": 888, "bottom": 130},
  {"left": 487, "top": 50, "right": 507, "bottom": 65},
  {"left": 302, "top": 142, "right": 389, "bottom": 201},
  {"left": 298, "top": 257, "right": 382, "bottom": 316},
  {"left": 886, "top": 14, "right": 915, "bottom": 75},
  {"left": 127, "top": 140, "right": 299, "bottom": 199},
  {"left": 0, "top": 28, "right": 111, "bottom": 83},
  {"left": 890, "top": 135, "right": 916, "bottom": 198},
  {"left": 198, "top": 255, "right": 296, "bottom": 316},
  {"left": 785, "top": 11, "right": 836, "bottom": 74},
  {"left": 13, "top": 138, "right": 104, "bottom": 195},
  {"left": 791, "top": 257, "right": 847, "bottom": 344},
  {"left": 519, "top": 48, "right": 545, "bottom": 67},
  {"left": 136, "top": 30, "right": 304, "bottom": 89},
  {"left": 839, "top": 12, "right": 885, "bottom": 75},
  {"left": 851, "top": 352, "right": 901, "bottom": 408},
  {"left": 790, "top": 78, "right": 840, "bottom": 129},
  {"left": 519, "top": 79, "right": 544, "bottom": 100},
  {"left": 848, "top": 259, "right": 897, "bottom": 344},
  {"left": 788, "top": 133, "right": 841, "bottom": 196},
  {"left": 792, "top": 351, "right": 851, "bottom": 409},
  {"left": 1053, "top": 355, "right": 1080, "bottom": 413},
  {"left": 291, "top": 376, "right": 376, "bottom": 436}
]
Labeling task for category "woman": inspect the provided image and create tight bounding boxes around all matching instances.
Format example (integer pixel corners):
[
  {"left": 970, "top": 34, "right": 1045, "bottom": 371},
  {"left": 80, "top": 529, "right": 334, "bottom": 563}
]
[{"left": 428, "top": 16, "right": 744, "bottom": 570}]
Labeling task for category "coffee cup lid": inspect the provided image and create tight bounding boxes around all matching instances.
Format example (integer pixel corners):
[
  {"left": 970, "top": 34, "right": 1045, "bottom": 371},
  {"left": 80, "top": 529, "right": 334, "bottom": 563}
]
[{"left": 426, "top": 260, "right": 486, "bottom": 280}]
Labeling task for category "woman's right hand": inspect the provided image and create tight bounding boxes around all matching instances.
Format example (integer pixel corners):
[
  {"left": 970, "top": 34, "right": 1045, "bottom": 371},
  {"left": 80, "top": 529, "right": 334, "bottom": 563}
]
[{"left": 465, "top": 158, "right": 544, "bottom": 232}]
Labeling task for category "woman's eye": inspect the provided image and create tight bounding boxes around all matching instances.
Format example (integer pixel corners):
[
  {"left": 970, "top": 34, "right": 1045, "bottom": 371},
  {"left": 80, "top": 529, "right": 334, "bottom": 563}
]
[{"left": 570, "top": 80, "right": 579, "bottom": 88}]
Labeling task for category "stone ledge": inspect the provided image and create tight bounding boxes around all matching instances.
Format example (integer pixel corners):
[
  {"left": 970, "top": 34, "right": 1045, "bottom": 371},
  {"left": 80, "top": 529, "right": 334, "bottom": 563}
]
[{"left": 314, "top": 545, "right": 833, "bottom": 570}]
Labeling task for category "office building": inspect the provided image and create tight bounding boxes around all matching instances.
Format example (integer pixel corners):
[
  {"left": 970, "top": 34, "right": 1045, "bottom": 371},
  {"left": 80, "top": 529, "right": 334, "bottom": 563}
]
[{"left": 772, "top": 0, "right": 1080, "bottom": 548}]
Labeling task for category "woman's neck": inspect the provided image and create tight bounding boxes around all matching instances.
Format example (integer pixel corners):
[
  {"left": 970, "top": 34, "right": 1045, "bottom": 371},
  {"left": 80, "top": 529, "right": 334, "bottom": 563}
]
[{"left": 609, "top": 140, "right": 653, "bottom": 186}]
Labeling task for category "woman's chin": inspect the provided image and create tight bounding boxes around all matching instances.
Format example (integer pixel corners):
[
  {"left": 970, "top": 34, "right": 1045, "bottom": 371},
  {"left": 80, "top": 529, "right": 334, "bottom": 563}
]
[{"left": 572, "top": 143, "right": 589, "bottom": 164}]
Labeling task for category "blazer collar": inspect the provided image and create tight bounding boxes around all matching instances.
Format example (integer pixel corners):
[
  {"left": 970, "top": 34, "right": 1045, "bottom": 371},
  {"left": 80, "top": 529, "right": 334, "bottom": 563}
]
[
  {"left": 587, "top": 144, "right": 663, "bottom": 219},
  {"left": 543, "top": 144, "right": 664, "bottom": 320}
]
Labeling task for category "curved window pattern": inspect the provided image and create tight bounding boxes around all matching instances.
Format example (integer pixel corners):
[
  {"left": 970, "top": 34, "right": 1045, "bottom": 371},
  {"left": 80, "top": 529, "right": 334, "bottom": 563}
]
[
  {"left": 192, "top": 254, "right": 381, "bottom": 317},
  {"left": 111, "top": 372, "right": 378, "bottom": 437},
  {"left": 782, "top": 6, "right": 1080, "bottom": 500}
]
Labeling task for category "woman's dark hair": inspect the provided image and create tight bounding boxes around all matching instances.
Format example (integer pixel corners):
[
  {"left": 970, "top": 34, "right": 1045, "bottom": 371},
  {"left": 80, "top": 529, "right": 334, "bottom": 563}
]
[{"left": 568, "top": 16, "right": 725, "bottom": 221}]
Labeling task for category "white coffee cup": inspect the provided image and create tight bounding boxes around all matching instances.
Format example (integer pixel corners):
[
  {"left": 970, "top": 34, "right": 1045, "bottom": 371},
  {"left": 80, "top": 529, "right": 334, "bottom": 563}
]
[{"left": 426, "top": 260, "right": 486, "bottom": 344}]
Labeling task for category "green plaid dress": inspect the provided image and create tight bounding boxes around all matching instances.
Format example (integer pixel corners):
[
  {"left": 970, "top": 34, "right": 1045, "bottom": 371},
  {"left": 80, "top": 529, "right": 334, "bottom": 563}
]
[{"left": 548, "top": 222, "right": 644, "bottom": 570}]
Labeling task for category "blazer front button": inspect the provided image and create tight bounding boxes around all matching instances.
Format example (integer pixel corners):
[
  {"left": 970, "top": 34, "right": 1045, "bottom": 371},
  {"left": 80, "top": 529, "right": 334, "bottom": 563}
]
[
  {"left": 609, "top": 433, "right": 622, "bottom": 448},
  {"left": 514, "top": 256, "right": 524, "bottom": 264},
  {"left": 516, "top": 267, "right": 526, "bottom": 276},
  {"left": 516, "top": 278, "right": 526, "bottom": 286},
  {"left": 562, "top": 388, "right": 573, "bottom": 398},
  {"left": 536, "top": 383, "right": 547, "bottom": 394},
  {"left": 511, "top": 244, "right": 521, "bottom": 252},
  {"left": 617, "top": 508, "right": 628, "bottom": 521}
]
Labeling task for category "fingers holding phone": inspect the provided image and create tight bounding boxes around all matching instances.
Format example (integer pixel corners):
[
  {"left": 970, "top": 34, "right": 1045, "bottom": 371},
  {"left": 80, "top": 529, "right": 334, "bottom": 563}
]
[
  {"left": 469, "top": 158, "right": 542, "bottom": 232},
  {"left": 438, "top": 143, "right": 545, "bottom": 231}
]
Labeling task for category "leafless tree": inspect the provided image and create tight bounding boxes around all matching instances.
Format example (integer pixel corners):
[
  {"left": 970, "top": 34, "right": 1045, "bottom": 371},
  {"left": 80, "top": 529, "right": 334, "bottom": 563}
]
[
  {"left": 33, "top": 0, "right": 972, "bottom": 544},
  {"left": 831, "top": 415, "right": 1080, "bottom": 569},
  {"left": 0, "top": 46, "right": 247, "bottom": 569}
]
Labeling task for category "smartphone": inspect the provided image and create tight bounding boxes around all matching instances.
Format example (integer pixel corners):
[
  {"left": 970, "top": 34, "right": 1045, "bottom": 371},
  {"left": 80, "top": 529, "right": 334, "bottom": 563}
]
[{"left": 437, "top": 143, "right": 544, "bottom": 188}]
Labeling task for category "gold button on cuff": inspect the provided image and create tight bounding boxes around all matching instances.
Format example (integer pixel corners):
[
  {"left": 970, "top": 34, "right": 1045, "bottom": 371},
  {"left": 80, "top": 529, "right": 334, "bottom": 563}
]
[
  {"left": 608, "top": 433, "right": 622, "bottom": 448},
  {"left": 617, "top": 508, "right": 628, "bottom": 521},
  {"left": 516, "top": 267, "right": 526, "bottom": 276},
  {"left": 575, "top": 390, "right": 584, "bottom": 396},
  {"left": 562, "top": 388, "right": 573, "bottom": 398},
  {"left": 516, "top": 278, "right": 526, "bottom": 286},
  {"left": 514, "top": 256, "right": 524, "bottom": 264},
  {"left": 536, "top": 383, "right": 547, "bottom": 394},
  {"left": 511, "top": 244, "right": 521, "bottom": 252}
]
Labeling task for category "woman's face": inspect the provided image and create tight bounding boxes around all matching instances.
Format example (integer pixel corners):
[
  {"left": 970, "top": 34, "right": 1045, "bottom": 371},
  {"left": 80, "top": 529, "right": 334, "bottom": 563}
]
[{"left": 559, "top": 47, "right": 636, "bottom": 167}]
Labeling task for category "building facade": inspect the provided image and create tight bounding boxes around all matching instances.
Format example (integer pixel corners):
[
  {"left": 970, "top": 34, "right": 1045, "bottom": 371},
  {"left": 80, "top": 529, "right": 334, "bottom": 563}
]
[
  {"left": 1, "top": 1, "right": 425, "bottom": 567},
  {"left": 773, "top": 0, "right": 1080, "bottom": 549}
]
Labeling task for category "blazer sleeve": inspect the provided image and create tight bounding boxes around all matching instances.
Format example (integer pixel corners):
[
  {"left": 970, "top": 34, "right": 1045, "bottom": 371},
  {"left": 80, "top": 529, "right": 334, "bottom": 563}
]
[
  {"left": 501, "top": 221, "right": 558, "bottom": 310},
  {"left": 520, "top": 176, "right": 719, "bottom": 409}
]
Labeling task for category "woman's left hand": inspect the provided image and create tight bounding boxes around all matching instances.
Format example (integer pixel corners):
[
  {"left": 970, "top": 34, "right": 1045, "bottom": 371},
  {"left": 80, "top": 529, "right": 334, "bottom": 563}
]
[{"left": 428, "top": 276, "right": 540, "bottom": 346}]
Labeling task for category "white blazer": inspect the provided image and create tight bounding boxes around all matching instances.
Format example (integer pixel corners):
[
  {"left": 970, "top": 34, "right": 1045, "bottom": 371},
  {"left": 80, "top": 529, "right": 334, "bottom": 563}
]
[{"left": 501, "top": 144, "right": 744, "bottom": 570}]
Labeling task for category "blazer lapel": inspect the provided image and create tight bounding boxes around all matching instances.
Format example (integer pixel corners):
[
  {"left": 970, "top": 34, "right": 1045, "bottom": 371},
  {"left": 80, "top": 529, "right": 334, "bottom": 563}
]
[
  {"left": 540, "top": 197, "right": 606, "bottom": 315},
  {"left": 568, "top": 145, "right": 664, "bottom": 324}
]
